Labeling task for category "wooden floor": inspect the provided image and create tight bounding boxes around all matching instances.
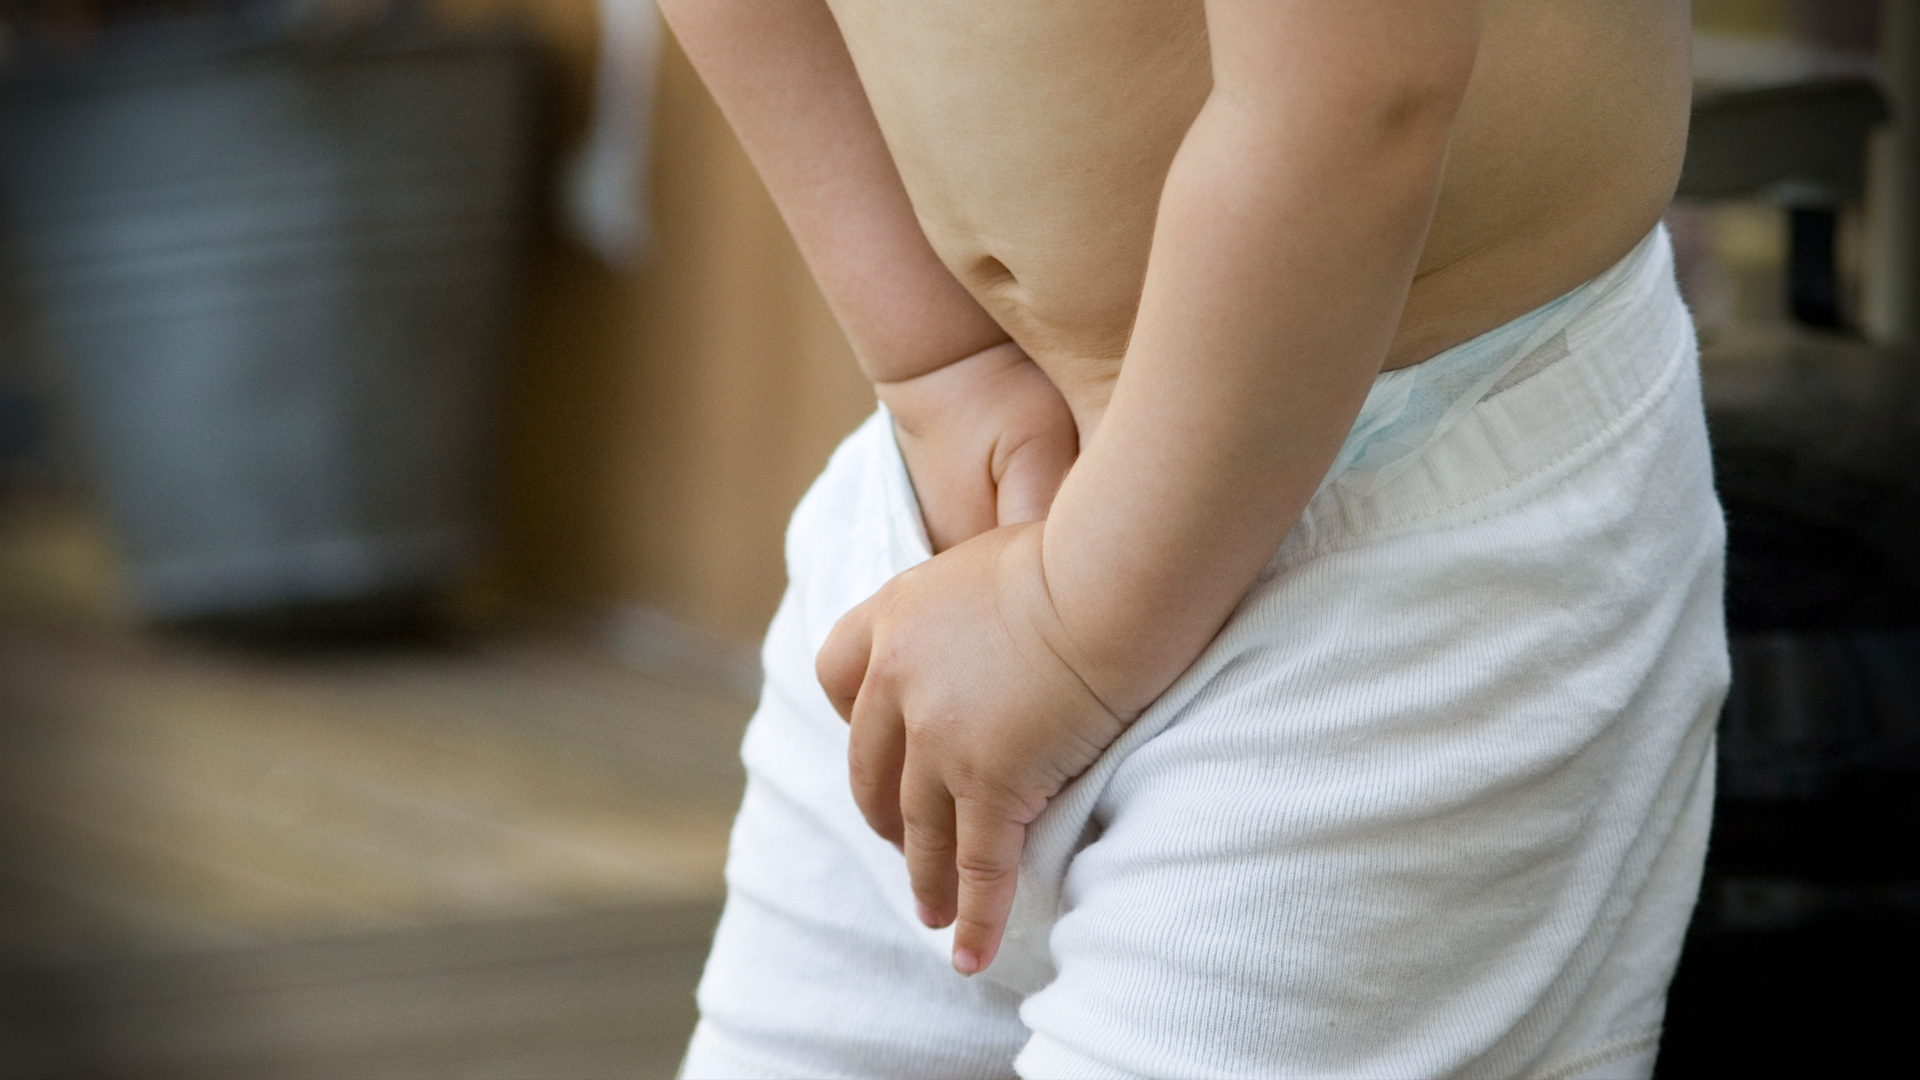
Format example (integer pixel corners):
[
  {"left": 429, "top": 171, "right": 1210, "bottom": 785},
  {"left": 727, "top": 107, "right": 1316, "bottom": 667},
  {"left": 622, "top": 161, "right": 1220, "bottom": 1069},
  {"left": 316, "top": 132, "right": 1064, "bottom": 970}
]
[
  {"left": 0, "top": 900, "right": 722, "bottom": 1080},
  {"left": 0, "top": 506, "right": 756, "bottom": 1077},
  {"left": 0, "top": 627, "right": 751, "bottom": 959}
]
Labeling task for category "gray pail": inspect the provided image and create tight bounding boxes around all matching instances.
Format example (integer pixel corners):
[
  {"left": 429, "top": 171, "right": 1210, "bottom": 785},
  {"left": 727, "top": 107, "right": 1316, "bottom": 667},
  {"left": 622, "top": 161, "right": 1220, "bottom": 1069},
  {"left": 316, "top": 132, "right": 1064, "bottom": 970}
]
[{"left": 0, "top": 24, "right": 537, "bottom": 620}]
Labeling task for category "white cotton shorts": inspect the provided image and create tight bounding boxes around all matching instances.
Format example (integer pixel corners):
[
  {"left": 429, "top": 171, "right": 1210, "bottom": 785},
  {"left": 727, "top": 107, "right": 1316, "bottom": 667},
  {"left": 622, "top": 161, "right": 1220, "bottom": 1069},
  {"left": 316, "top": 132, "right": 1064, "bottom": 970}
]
[{"left": 682, "top": 227, "right": 1729, "bottom": 1080}]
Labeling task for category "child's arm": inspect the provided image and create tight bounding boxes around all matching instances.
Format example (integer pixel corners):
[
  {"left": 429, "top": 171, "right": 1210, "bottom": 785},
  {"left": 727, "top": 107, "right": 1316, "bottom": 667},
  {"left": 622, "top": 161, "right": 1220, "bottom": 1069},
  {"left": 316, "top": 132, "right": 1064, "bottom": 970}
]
[
  {"left": 818, "top": 0, "right": 1487, "bottom": 973},
  {"left": 656, "top": 0, "right": 1075, "bottom": 548}
]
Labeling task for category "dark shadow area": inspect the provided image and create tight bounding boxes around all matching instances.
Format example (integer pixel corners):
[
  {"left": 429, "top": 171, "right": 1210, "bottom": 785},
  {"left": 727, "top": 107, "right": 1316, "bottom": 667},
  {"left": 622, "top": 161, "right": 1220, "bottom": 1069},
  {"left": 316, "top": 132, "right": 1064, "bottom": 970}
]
[
  {"left": 0, "top": 899, "right": 722, "bottom": 1080},
  {"left": 1658, "top": 341, "right": 1920, "bottom": 1076},
  {"left": 156, "top": 589, "right": 466, "bottom": 654},
  {"left": 1659, "top": 905, "right": 1919, "bottom": 1075}
]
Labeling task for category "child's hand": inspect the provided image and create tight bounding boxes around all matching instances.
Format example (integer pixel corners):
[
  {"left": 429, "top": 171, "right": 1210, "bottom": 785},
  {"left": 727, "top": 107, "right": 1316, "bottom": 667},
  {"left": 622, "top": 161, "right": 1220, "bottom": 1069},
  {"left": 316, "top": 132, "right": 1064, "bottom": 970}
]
[
  {"left": 816, "top": 522, "right": 1130, "bottom": 975},
  {"left": 875, "top": 343, "right": 1077, "bottom": 552}
]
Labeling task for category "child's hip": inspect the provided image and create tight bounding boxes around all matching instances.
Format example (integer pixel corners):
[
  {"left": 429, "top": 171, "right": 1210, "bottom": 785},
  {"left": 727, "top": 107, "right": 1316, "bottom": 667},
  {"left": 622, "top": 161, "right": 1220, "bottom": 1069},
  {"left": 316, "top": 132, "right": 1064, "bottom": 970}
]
[{"left": 708, "top": 224, "right": 1725, "bottom": 1077}]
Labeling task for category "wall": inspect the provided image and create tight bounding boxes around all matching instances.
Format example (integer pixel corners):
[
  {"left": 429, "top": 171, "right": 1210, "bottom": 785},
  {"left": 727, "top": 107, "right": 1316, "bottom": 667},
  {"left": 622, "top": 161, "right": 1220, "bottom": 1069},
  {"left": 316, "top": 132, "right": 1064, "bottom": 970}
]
[
  {"left": 1693, "top": 0, "right": 1789, "bottom": 36},
  {"left": 442, "top": 0, "right": 873, "bottom": 646}
]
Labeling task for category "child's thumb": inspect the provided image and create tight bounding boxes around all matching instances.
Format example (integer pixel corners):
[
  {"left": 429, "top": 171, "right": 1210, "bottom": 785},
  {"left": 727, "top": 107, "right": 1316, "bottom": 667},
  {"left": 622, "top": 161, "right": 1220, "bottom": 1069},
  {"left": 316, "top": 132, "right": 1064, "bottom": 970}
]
[
  {"left": 995, "top": 428, "right": 1077, "bottom": 527},
  {"left": 816, "top": 598, "right": 876, "bottom": 723}
]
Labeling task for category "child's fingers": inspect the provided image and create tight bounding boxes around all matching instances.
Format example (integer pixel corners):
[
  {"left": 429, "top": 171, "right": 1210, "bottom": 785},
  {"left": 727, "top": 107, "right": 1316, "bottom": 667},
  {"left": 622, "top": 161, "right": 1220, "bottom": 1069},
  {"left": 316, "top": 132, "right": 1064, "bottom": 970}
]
[
  {"left": 845, "top": 687, "right": 907, "bottom": 848},
  {"left": 816, "top": 598, "right": 876, "bottom": 723},
  {"left": 899, "top": 762, "right": 959, "bottom": 930},
  {"left": 948, "top": 794, "right": 1026, "bottom": 976}
]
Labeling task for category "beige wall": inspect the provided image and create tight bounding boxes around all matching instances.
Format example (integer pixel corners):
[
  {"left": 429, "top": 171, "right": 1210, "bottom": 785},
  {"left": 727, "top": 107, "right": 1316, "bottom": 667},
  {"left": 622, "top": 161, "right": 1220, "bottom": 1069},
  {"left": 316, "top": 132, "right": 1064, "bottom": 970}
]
[
  {"left": 445, "top": 0, "right": 873, "bottom": 643},
  {"left": 1693, "top": 0, "right": 1789, "bottom": 36}
]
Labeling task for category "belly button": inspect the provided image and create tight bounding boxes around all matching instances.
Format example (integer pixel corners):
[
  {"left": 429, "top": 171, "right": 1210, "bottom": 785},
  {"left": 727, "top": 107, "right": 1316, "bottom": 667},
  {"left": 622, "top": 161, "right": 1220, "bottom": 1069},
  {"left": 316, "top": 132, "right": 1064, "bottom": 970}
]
[{"left": 974, "top": 254, "right": 1017, "bottom": 287}]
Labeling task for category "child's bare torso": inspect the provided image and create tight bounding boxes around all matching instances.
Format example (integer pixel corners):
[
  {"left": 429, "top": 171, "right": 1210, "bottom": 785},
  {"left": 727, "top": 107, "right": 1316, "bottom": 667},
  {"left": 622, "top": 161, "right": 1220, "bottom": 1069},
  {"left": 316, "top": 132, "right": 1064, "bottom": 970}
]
[{"left": 826, "top": 0, "right": 1693, "bottom": 427}]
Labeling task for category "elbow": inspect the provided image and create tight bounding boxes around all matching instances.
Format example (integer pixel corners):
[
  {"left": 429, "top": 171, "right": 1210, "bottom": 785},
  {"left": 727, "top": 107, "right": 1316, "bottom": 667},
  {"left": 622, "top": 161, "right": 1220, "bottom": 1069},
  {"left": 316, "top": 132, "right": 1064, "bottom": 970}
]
[
  {"left": 1217, "top": 45, "right": 1477, "bottom": 155},
  {"left": 1316, "top": 55, "right": 1477, "bottom": 151}
]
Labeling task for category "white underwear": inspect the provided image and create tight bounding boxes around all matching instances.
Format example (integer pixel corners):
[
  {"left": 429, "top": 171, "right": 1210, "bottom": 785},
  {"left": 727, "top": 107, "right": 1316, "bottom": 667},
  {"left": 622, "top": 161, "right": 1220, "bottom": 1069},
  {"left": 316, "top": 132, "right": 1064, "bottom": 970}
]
[{"left": 684, "top": 226, "right": 1728, "bottom": 1080}]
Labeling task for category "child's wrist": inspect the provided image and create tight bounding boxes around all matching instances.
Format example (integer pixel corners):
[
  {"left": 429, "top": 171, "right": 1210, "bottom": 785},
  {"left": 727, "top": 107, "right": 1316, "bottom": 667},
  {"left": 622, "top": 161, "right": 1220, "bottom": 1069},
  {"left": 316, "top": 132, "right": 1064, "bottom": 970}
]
[
  {"left": 866, "top": 338, "right": 1023, "bottom": 392},
  {"left": 873, "top": 341, "right": 1034, "bottom": 440},
  {"left": 1003, "top": 524, "right": 1161, "bottom": 724},
  {"left": 1027, "top": 519, "right": 1218, "bottom": 721}
]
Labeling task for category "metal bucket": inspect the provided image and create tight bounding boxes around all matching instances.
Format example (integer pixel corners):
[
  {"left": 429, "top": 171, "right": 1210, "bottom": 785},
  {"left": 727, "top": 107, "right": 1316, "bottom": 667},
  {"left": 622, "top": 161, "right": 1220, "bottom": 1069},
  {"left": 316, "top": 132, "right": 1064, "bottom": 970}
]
[{"left": 0, "top": 21, "right": 537, "bottom": 620}]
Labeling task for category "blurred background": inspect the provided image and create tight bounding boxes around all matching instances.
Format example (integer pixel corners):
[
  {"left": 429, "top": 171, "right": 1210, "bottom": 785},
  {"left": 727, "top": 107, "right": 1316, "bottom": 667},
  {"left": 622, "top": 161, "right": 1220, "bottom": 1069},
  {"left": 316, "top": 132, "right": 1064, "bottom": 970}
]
[{"left": 0, "top": 0, "right": 1913, "bottom": 1076}]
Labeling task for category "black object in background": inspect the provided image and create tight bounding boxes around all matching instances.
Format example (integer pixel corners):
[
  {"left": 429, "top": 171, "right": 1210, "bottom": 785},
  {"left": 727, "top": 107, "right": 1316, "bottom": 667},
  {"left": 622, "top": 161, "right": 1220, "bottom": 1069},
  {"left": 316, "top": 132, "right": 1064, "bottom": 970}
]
[
  {"left": 1679, "top": 79, "right": 1887, "bottom": 335},
  {"left": 1788, "top": 207, "right": 1844, "bottom": 329},
  {"left": 1658, "top": 355, "right": 1920, "bottom": 1076}
]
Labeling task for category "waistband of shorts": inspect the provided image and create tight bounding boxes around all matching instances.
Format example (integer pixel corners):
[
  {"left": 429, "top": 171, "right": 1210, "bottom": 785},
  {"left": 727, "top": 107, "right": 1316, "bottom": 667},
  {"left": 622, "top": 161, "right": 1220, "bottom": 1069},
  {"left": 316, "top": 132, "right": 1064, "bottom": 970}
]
[
  {"left": 1274, "top": 225, "right": 1698, "bottom": 569},
  {"left": 869, "top": 226, "right": 1697, "bottom": 579},
  {"left": 1324, "top": 227, "right": 1664, "bottom": 498}
]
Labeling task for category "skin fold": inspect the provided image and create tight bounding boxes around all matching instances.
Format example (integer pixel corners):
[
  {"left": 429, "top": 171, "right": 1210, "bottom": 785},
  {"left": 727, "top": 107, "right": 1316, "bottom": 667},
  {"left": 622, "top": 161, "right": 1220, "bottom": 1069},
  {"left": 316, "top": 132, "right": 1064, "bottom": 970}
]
[{"left": 658, "top": 0, "right": 1692, "bottom": 975}]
